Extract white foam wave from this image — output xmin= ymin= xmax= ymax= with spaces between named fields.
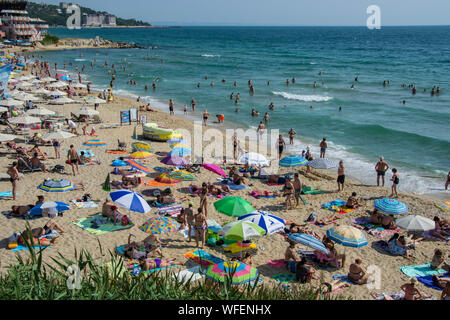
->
xmin=75 ymin=58 xmax=87 ymax=62
xmin=272 ymin=91 xmax=333 ymax=102
xmin=201 ymin=54 xmax=221 ymax=58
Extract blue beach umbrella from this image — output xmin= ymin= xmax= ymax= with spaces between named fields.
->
xmin=30 ymin=201 xmax=70 ymax=216
xmin=110 ymin=190 xmax=151 ymax=213
xmin=238 ymin=211 xmax=285 ymax=235
xmin=374 ymin=198 xmax=408 ymax=215
xmin=168 ymin=147 xmax=191 ymax=157
xmin=288 ymin=233 xmax=329 ymax=254
xmin=16 ymin=63 xmax=26 ymax=67
xmin=38 ymin=179 xmax=75 ymax=192
xmin=59 ymin=76 xmax=72 ymax=81
xmin=326 ymin=225 xmax=368 ymax=248
xmin=279 ymin=155 xmax=308 ymax=168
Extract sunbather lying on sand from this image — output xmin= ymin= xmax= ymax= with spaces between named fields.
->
xmin=9 ymin=205 xmax=33 ymax=217
xmin=79 ymin=151 xmax=101 ymax=165
xmin=284 ymin=220 xmax=322 ymax=239
xmin=207 ymin=182 xmax=232 ymax=195
xmin=124 ymin=234 xmax=164 ymax=258
xmin=156 ymin=194 xmax=189 ymax=205
xmin=102 ymin=199 xmax=131 ymax=226
xmin=370 ymin=209 xmax=383 ymax=224
xmin=138 ymin=257 xmax=183 ymax=271
xmin=315 ymin=279 xmax=350 ymax=297
xmin=18 ymin=220 xmax=64 ymax=246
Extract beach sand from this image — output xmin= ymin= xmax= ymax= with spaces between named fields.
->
xmin=0 ymin=59 xmax=448 ymax=301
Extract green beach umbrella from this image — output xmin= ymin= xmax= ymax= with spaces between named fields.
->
xmin=102 ymin=173 xmax=111 ymax=191
xmin=213 ymin=196 xmax=255 ymax=217
xmin=219 ymin=220 xmax=266 ymax=241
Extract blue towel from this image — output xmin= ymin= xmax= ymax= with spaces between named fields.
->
xmin=321 ymin=199 xmax=346 ymax=210
xmin=11 ymin=245 xmax=52 ymax=252
xmin=332 ymin=274 xmax=354 ymax=284
xmin=417 ymin=273 xmax=450 ymax=291
xmin=0 ymin=191 xmax=14 ymax=197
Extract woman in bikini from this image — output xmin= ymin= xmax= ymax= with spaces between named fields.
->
xmin=124 ymin=234 xmax=163 ymax=258
xmin=194 ymin=208 xmax=207 ymax=248
xmin=7 ymin=162 xmax=19 ymax=201
xmin=284 ymin=177 xmax=295 ymax=210
xmin=186 ymin=202 xmax=195 ymax=242
xmin=390 ymin=168 xmax=400 ymax=198
xmin=138 ymin=257 xmax=183 ymax=271
xmin=202 ymin=109 xmax=209 ymax=126
xmin=347 ymin=258 xmax=369 ymax=284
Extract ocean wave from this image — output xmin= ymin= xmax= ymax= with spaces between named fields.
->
xmin=75 ymin=58 xmax=87 ymax=62
xmin=201 ymin=54 xmax=221 ymax=58
xmin=272 ymin=91 xmax=333 ymax=102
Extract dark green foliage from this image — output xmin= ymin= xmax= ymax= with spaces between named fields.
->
xmin=40 ymin=33 xmax=59 ymax=45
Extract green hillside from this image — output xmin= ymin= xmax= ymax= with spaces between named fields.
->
xmin=26 ymin=2 xmax=152 ymax=27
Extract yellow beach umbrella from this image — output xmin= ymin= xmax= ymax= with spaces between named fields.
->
xmin=170 ymin=143 xmax=190 ymax=149
xmin=131 ymin=142 xmax=153 ymax=152
xmin=130 ymin=151 xmax=153 ymax=159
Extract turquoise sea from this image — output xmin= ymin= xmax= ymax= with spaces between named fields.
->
xmin=29 ymin=27 xmax=450 ymax=196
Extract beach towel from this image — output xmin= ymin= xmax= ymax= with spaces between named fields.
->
xmin=322 ymin=199 xmax=357 ymax=214
xmin=157 ymin=205 xmax=183 ymax=217
xmin=266 ymin=259 xmax=287 ymax=268
xmin=249 ymin=191 xmax=277 ymax=199
xmin=172 ymin=266 xmax=206 ymax=284
xmin=153 ymin=166 xmax=171 ymax=173
xmin=332 ymin=274 xmax=355 ymax=285
xmin=223 ymin=241 xmax=257 ymax=254
xmin=10 ymin=244 xmax=52 ymax=252
xmin=272 ymin=273 xmax=297 ymax=283
xmin=72 ymin=214 xmax=134 ymax=236
xmin=416 ymin=273 xmax=450 ymax=290
xmin=106 ymin=150 xmax=128 ymax=154
xmin=310 ymin=219 xmax=338 ymax=228
xmin=399 ymin=262 xmax=446 ymax=278
xmin=422 ymin=230 xmax=450 ymax=242
xmin=264 ymin=181 xmax=284 ymax=186
xmin=371 ymin=291 xmax=435 ymax=300
xmin=218 ymin=178 xmax=249 ymax=190
xmin=301 ymin=187 xmax=324 ymax=195
xmin=70 ymin=200 xmax=99 ymax=209
xmin=143 ymin=180 xmax=177 ymax=187
xmin=353 ymin=217 xmax=400 ymax=239
xmin=0 ymin=191 xmax=14 ymax=197
xmin=184 ymin=249 xmax=224 ymax=267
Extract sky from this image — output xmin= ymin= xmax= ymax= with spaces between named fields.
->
xmin=34 ymin=0 xmax=450 ymax=26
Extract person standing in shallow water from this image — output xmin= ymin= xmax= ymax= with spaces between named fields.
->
xmin=337 ymin=160 xmax=345 ymax=192
xmin=375 ymin=157 xmax=390 ymax=187
xmin=288 ymin=128 xmax=296 ymax=145
xmin=390 ymin=168 xmax=400 ymax=198
xmin=319 ymin=138 xmax=327 ymax=158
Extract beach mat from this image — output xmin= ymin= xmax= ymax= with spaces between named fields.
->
xmin=0 ymin=191 xmax=14 ymax=197
xmin=218 ymin=178 xmax=249 ymax=190
xmin=353 ymin=217 xmax=400 ymax=239
xmin=106 ymin=150 xmax=128 ymax=154
xmin=70 ymin=200 xmax=99 ymax=209
xmin=332 ymin=274 xmax=355 ymax=285
xmin=399 ymin=262 xmax=446 ymax=278
xmin=143 ymin=180 xmax=177 ymax=187
xmin=322 ymin=199 xmax=357 ymax=214
xmin=72 ymin=214 xmax=134 ymax=236
xmin=417 ymin=273 xmax=450 ymax=290
xmin=157 ymin=205 xmax=183 ymax=217
xmin=184 ymin=249 xmax=224 ymax=267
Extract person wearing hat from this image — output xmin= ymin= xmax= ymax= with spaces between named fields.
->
xmin=400 ymin=278 xmax=432 ymax=300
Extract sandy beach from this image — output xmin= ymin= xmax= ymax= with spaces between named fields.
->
xmin=0 ymin=48 xmax=448 ymax=301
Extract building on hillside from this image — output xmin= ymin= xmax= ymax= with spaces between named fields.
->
xmin=0 ymin=1 xmax=48 ymax=42
xmin=82 ymin=13 xmax=116 ymax=27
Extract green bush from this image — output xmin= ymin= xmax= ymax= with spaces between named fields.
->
xmin=40 ymin=33 xmax=59 ymax=46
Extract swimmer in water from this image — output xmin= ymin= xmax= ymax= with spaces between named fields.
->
xmin=264 ymin=112 xmax=270 ymax=122
xmin=269 ymin=102 xmax=274 ymax=110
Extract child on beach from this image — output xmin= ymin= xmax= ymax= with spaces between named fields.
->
xmin=390 ymin=168 xmax=400 ymax=197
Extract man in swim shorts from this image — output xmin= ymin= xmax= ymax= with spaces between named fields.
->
xmin=375 ymin=157 xmax=390 ymax=187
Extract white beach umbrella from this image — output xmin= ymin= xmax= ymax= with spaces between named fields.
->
xmin=13 ymin=92 xmax=40 ymax=101
xmin=0 ymin=133 xmax=19 ymax=142
xmin=75 ymin=106 xmax=99 ymax=116
xmin=26 ymin=108 xmax=55 ymax=116
xmin=72 ymin=82 xmax=87 ymax=89
xmin=47 ymin=81 xmax=67 ymax=88
xmin=84 ymin=97 xmax=106 ymax=104
xmin=49 ymin=97 xmax=77 ymax=104
xmin=396 ymin=215 xmax=435 ymax=232
xmin=16 ymin=81 xmax=33 ymax=88
xmin=32 ymin=88 xmax=52 ymax=95
xmin=0 ymin=99 xmax=24 ymax=106
xmin=8 ymin=115 xmax=41 ymax=124
xmin=40 ymin=77 xmax=57 ymax=83
xmin=0 ymin=106 xmax=9 ymax=112
xmin=47 ymin=89 xmax=67 ymax=96
xmin=41 ymin=130 xmax=75 ymax=140
xmin=16 ymin=75 xmax=34 ymax=81
xmin=238 ymin=152 xmax=270 ymax=166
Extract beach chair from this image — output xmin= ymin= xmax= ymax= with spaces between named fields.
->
xmin=17 ymin=157 xmax=42 ymax=173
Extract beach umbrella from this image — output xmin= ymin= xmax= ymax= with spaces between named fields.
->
xmin=170 ymin=143 xmax=190 ymax=149
xmin=83 ymin=97 xmax=106 ymax=104
xmin=202 ymin=163 xmax=227 ymax=177
xmin=205 ymin=261 xmax=258 ymax=285
xmin=110 ymin=190 xmax=151 ymax=213
xmin=47 ymin=89 xmax=67 ymax=96
xmin=435 ymin=201 xmax=450 ymax=212
xmin=75 ymin=107 xmax=99 ymax=116
xmin=14 ymin=92 xmax=40 ymax=101
xmin=29 ymin=201 xmax=70 ymax=215
xmin=32 ymin=88 xmax=51 ymax=95
xmin=16 ymin=63 xmax=26 ymax=67
xmin=155 ymin=172 xmax=182 ymax=184
xmin=167 ymin=137 xmax=184 ymax=144
xmin=129 ymin=151 xmax=153 ymax=159
xmin=213 ymin=196 xmax=255 ymax=217
xmin=26 ymin=107 xmax=55 ymax=116
xmin=0 ymin=106 xmax=8 ymax=113
xmin=38 ymin=179 xmax=75 ymax=192
xmin=17 ymin=82 xmax=33 ymax=88
xmin=167 ymin=170 xmax=197 ymax=181
xmin=288 ymin=233 xmax=329 ymax=254
xmin=72 ymin=83 xmax=87 ymax=89
xmin=258 ymin=167 xmax=274 ymax=177
xmin=8 ymin=115 xmax=41 ymax=124
xmin=139 ymin=216 xmax=180 ymax=234
xmin=307 ymin=158 xmax=338 ymax=169
xmin=0 ymin=99 xmax=24 ymax=106
xmin=219 ymin=220 xmax=266 ymax=241
xmin=49 ymin=97 xmax=76 ymax=104
xmin=83 ymin=139 xmax=107 ymax=147
xmin=131 ymin=142 xmax=153 ymax=152
xmin=161 ymin=155 xmax=189 ymax=166
xmin=48 ymin=81 xmax=67 ymax=88
xmin=326 ymin=225 xmax=368 ymax=248
xmin=374 ymin=198 xmax=408 ymax=215
xmin=238 ymin=210 xmax=285 ymax=235
xmin=279 ymin=155 xmax=308 ymax=167
xmin=0 ymin=133 xmax=18 ymax=142
xmin=124 ymin=159 xmax=151 ymax=175
xmin=41 ymin=130 xmax=75 ymax=140
xmin=40 ymin=77 xmax=57 ymax=82
xmin=238 ymin=152 xmax=270 ymax=166
xmin=395 ymin=215 xmax=435 ymax=232
xmin=16 ymin=75 xmax=33 ymax=81
xmin=168 ymin=147 xmax=191 ymax=156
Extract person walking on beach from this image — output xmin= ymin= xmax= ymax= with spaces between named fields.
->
xmin=169 ymin=99 xmax=174 ymax=115
xmin=65 ymin=118 xmax=79 ymax=136
xmin=185 ymin=202 xmax=195 ymax=242
xmin=293 ymin=173 xmax=303 ymax=207
xmin=202 ymin=109 xmax=209 ymax=126
xmin=277 ymin=135 xmax=286 ymax=159
xmin=67 ymin=144 xmax=81 ymax=176
xmin=319 ymin=138 xmax=327 ymax=158
xmin=191 ymin=98 xmax=196 ymax=111
xmin=52 ymin=139 xmax=61 ymax=159
xmin=7 ymin=162 xmax=19 ymax=201
xmin=257 ymin=121 xmax=265 ymax=134
xmin=337 ymin=160 xmax=345 ymax=192
xmin=199 ymin=183 xmax=208 ymax=217
xmin=375 ymin=157 xmax=390 ymax=187
xmin=445 ymin=171 xmax=450 ymax=191
xmin=288 ymin=128 xmax=296 ymax=145
xmin=194 ymin=207 xmax=207 ymax=248
xmin=390 ymin=168 xmax=400 ymax=198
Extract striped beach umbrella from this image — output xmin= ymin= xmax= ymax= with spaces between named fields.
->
xmin=38 ymin=179 xmax=75 ymax=192
xmin=307 ymin=158 xmax=337 ymax=169
xmin=238 ymin=152 xmax=269 ymax=166
xmin=29 ymin=201 xmax=70 ymax=216
xmin=83 ymin=139 xmax=107 ymax=147
xmin=395 ymin=215 xmax=435 ymax=232
xmin=238 ymin=211 xmax=285 ymax=235
xmin=219 ymin=221 xmax=266 ymax=241
xmin=288 ymin=233 xmax=329 ymax=254
xmin=326 ymin=225 xmax=368 ymax=248
xmin=110 ymin=190 xmax=151 ymax=213
xmin=131 ymin=142 xmax=153 ymax=152
xmin=161 ymin=155 xmax=189 ymax=166
xmin=124 ymin=159 xmax=151 ymax=175
xmin=279 ymin=155 xmax=308 ymax=167
xmin=436 ymin=201 xmax=450 ymax=212
xmin=168 ymin=147 xmax=191 ymax=157
xmin=214 ymin=197 xmax=255 ymax=217
xmin=167 ymin=170 xmax=197 ymax=181
xmin=155 ymin=172 xmax=182 ymax=184
xmin=129 ymin=151 xmax=153 ymax=159
xmin=374 ymin=198 xmax=408 ymax=215
xmin=206 ymin=261 xmax=258 ymax=285
xmin=139 ymin=216 xmax=180 ymax=234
